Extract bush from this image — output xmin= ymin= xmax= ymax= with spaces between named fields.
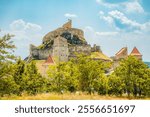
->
xmin=0 ymin=76 xmax=19 ymax=96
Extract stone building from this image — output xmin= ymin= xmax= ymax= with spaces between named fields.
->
xmin=42 ymin=55 xmax=55 ymax=76
xmin=28 ymin=20 xmax=111 ymax=62
xmin=111 ymin=46 xmax=142 ymax=70
xmin=114 ymin=46 xmax=142 ymax=61
xmin=115 ymin=47 xmax=128 ymax=60
xmin=53 ymin=36 xmax=69 ymax=62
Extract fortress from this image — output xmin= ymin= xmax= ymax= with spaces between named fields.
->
xmin=25 ymin=20 xmax=143 ymax=76
xmin=27 ymin=20 xmax=111 ymax=62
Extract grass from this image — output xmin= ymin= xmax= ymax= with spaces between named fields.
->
xmin=91 ymin=52 xmax=112 ymax=61
xmin=0 ymin=92 xmax=149 ymax=100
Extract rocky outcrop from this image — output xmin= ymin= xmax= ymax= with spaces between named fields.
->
xmin=28 ymin=20 xmax=106 ymax=62
xmin=42 ymin=27 xmax=86 ymax=46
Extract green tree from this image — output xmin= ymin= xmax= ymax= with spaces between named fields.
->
xmin=138 ymin=68 xmax=150 ymax=97
xmin=0 ymin=34 xmax=16 ymax=78
xmin=0 ymin=63 xmax=19 ymax=96
xmin=47 ymin=64 xmax=65 ymax=93
xmin=114 ymin=56 xmax=150 ymax=97
xmin=0 ymin=34 xmax=16 ymax=63
xmin=108 ymin=74 xmax=124 ymax=96
xmin=0 ymin=75 xmax=19 ymax=96
xmin=59 ymin=61 xmax=79 ymax=92
xmin=13 ymin=58 xmax=25 ymax=94
xmin=47 ymin=54 xmax=109 ymax=94
xmin=74 ymin=54 xmax=106 ymax=94
xmin=97 ymin=75 xmax=108 ymax=95
xmin=0 ymin=34 xmax=19 ymax=96
xmin=47 ymin=61 xmax=79 ymax=93
xmin=23 ymin=61 xmax=47 ymax=95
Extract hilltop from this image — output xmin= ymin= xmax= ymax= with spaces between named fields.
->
xmin=26 ymin=20 xmax=111 ymax=63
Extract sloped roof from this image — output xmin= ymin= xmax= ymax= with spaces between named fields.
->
xmin=115 ymin=47 xmax=127 ymax=56
xmin=130 ymin=47 xmax=142 ymax=56
xmin=43 ymin=55 xmax=54 ymax=65
xmin=91 ymin=52 xmax=112 ymax=61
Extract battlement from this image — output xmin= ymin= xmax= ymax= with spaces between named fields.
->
xmin=62 ymin=19 xmax=72 ymax=29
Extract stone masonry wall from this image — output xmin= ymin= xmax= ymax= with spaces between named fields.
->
xmin=53 ymin=36 xmax=69 ymax=62
xmin=30 ymin=44 xmax=52 ymax=60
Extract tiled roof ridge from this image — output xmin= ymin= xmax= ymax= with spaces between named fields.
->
xmin=130 ymin=47 xmax=142 ymax=55
xmin=115 ymin=47 xmax=127 ymax=56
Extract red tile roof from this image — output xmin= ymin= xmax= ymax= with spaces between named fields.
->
xmin=115 ymin=47 xmax=127 ymax=56
xmin=130 ymin=47 xmax=142 ymax=56
xmin=44 ymin=55 xmax=54 ymax=64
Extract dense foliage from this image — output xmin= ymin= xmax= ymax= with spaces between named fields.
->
xmin=47 ymin=55 xmax=150 ymax=97
xmin=0 ymin=34 xmax=48 ymax=96
xmin=112 ymin=56 xmax=150 ymax=97
xmin=0 ymin=34 xmax=16 ymax=63
xmin=47 ymin=55 xmax=109 ymax=94
xmin=0 ymin=34 xmax=150 ymax=98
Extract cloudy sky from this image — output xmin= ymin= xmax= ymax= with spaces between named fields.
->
xmin=0 ymin=0 xmax=150 ymax=61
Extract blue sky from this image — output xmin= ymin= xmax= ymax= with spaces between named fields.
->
xmin=0 ymin=0 xmax=150 ymax=61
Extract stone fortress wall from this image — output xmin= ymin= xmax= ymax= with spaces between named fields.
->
xmin=68 ymin=45 xmax=91 ymax=58
xmin=53 ymin=36 xmax=69 ymax=62
xmin=29 ymin=20 xmax=101 ymax=62
xmin=30 ymin=44 xmax=53 ymax=60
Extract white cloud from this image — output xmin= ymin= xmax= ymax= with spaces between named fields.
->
xmin=84 ymin=26 xmax=118 ymax=37
xmin=8 ymin=19 xmax=43 ymax=41
xmin=64 ymin=13 xmax=77 ymax=18
xmin=99 ymin=11 xmax=104 ymax=15
xmin=84 ymin=26 xmax=119 ymax=45
xmin=98 ymin=11 xmax=114 ymax=24
xmin=10 ymin=19 xmax=26 ymax=31
xmin=96 ymin=0 xmax=144 ymax=14
xmin=1 ymin=19 xmax=43 ymax=59
xmin=108 ymin=10 xmax=142 ymax=29
xmin=98 ymin=10 xmax=150 ymax=32
xmin=10 ymin=19 xmax=42 ymax=32
xmin=25 ymin=23 xmax=42 ymax=32
xmin=124 ymin=1 xmax=144 ymax=13
xmin=96 ymin=0 xmax=118 ymax=8
xmin=141 ymin=22 xmax=150 ymax=32
xmin=95 ymin=31 xmax=118 ymax=36
xmin=101 ymin=16 xmax=114 ymax=24
xmin=84 ymin=26 xmax=96 ymax=45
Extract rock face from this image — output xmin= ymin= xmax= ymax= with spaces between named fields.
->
xmin=29 ymin=20 xmax=101 ymax=62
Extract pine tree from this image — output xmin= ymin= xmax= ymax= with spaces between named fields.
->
xmin=0 ymin=34 xmax=16 ymax=78
xmin=0 ymin=63 xmax=19 ymax=96
xmin=0 ymin=34 xmax=16 ymax=63
xmin=13 ymin=58 xmax=25 ymax=94
xmin=0 ymin=34 xmax=19 ymax=96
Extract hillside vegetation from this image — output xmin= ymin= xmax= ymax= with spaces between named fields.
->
xmin=0 ymin=34 xmax=150 ymax=100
